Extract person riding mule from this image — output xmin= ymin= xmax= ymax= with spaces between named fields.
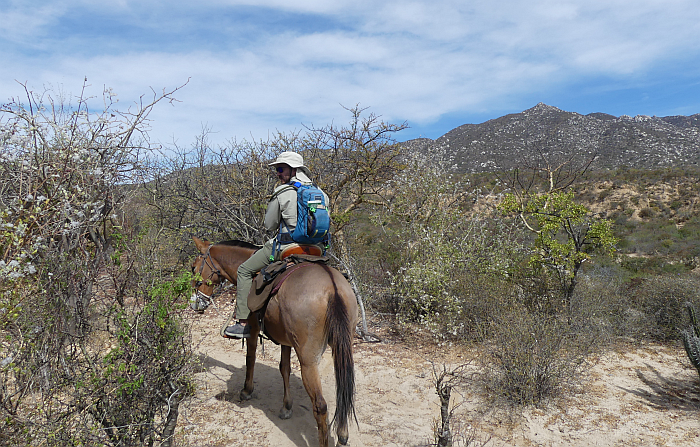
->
xmin=190 ymin=237 xmax=358 ymax=447
xmin=223 ymin=151 xmax=329 ymax=338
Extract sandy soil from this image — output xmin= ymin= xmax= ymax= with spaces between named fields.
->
xmin=175 ymin=297 xmax=700 ymax=447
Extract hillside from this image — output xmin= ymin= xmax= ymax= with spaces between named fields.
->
xmin=402 ymin=103 xmax=700 ymax=173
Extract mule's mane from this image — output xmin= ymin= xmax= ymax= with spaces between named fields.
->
xmin=216 ymin=239 xmax=260 ymax=250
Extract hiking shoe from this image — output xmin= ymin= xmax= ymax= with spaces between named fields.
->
xmin=223 ymin=322 xmax=250 ymax=339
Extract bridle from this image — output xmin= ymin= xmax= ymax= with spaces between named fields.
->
xmin=193 ymin=246 xmax=223 ymax=297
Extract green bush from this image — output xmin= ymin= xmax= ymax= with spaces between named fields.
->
xmin=84 ymin=271 xmax=195 ymax=447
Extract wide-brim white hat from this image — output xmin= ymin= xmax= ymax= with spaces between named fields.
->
xmin=269 ymin=151 xmax=312 ymax=181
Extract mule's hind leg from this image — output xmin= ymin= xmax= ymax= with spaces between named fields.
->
xmin=278 ymin=345 xmax=293 ymax=419
xmin=299 ymin=362 xmax=329 ymax=447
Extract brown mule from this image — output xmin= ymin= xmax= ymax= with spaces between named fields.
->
xmin=191 ymin=236 xmax=358 ymax=447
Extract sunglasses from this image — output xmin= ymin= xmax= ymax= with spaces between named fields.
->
xmin=275 ymin=166 xmax=286 ymax=173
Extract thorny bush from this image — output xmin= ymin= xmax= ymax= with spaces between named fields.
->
xmin=0 ymin=82 xmax=194 ymax=446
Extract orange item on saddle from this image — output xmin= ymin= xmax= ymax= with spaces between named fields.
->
xmin=280 ymin=243 xmax=322 ymax=259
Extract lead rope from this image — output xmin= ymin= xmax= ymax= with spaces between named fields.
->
xmin=219 ymin=308 xmax=234 ymax=338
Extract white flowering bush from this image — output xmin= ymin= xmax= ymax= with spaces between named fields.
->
xmin=0 ymin=82 xmax=194 ymax=447
xmin=0 ymin=84 xmax=133 ymax=328
xmin=372 ymin=151 xmax=526 ymax=340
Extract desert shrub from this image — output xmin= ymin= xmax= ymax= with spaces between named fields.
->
xmin=387 ymin=228 xmax=497 ymax=337
xmin=678 ymin=219 xmax=700 ymax=240
xmin=567 ymin=265 xmax=635 ymax=341
xmin=478 ymin=262 xmax=612 ymax=407
xmin=616 ymin=215 xmax=700 ymax=264
xmin=616 ymin=237 xmax=631 ymax=251
xmin=620 ymin=256 xmax=668 ymax=275
xmin=368 ymin=151 xmax=527 ymax=341
xmin=598 ymin=189 xmax=612 ymax=200
xmin=451 ymin=273 xmax=523 ymax=340
xmin=479 ymin=307 xmax=596 ymax=407
xmin=623 ymin=275 xmax=700 ymax=341
xmin=638 ymin=207 xmax=655 ymax=219
xmin=505 ymin=261 xmax=564 ymax=315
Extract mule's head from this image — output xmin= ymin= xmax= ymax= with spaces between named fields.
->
xmin=189 ymin=239 xmax=223 ymax=313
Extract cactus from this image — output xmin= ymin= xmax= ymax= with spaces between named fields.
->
xmin=681 ymin=302 xmax=700 ymax=378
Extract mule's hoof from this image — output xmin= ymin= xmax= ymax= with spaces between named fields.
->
xmin=278 ymin=407 xmax=292 ymax=419
xmin=239 ymin=389 xmax=254 ymax=401
xmin=336 ymin=437 xmax=349 ymax=446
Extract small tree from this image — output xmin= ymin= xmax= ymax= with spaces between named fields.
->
xmin=302 ymin=105 xmax=408 ymax=263
xmin=499 ymin=190 xmax=617 ymax=310
xmin=139 ymin=133 xmax=277 ymax=256
xmin=497 ymin=146 xmax=617 ymax=313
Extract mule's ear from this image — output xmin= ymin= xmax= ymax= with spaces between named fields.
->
xmin=192 ymin=236 xmax=211 ymax=254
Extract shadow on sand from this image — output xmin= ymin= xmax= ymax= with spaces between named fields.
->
xmin=196 ymin=349 xmax=336 ymax=447
xmin=618 ymin=363 xmax=700 ymax=412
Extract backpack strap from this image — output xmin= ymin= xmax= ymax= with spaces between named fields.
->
xmin=271 ymin=182 xmax=299 ymax=261
xmin=277 ymin=181 xmax=299 ymax=234
xmin=268 ymin=184 xmax=297 ymax=201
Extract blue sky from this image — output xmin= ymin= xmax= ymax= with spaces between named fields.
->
xmin=2 ymin=0 xmax=700 ymax=147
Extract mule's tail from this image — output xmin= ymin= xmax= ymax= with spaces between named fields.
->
xmin=323 ymin=267 xmax=357 ymax=433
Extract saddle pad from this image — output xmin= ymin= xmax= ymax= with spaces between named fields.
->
xmin=286 ymin=253 xmax=330 ymax=264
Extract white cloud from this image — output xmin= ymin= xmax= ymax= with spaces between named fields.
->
xmin=0 ymin=2 xmax=67 ymax=46
xmin=1 ymin=0 xmax=699 ymax=144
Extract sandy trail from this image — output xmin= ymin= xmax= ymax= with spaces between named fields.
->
xmin=176 ymin=299 xmax=700 ymax=447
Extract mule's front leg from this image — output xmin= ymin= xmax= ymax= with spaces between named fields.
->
xmin=278 ymin=345 xmax=293 ymax=419
xmin=240 ymin=317 xmax=260 ymax=401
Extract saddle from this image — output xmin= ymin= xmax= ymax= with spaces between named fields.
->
xmin=247 ymin=253 xmax=330 ymax=313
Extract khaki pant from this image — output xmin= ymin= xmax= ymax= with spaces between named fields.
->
xmin=234 ymin=239 xmax=275 ymax=320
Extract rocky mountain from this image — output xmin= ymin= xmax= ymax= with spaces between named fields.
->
xmin=403 ymin=103 xmax=700 ymax=172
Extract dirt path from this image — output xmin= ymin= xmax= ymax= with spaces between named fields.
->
xmin=176 ymin=299 xmax=700 ymax=447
